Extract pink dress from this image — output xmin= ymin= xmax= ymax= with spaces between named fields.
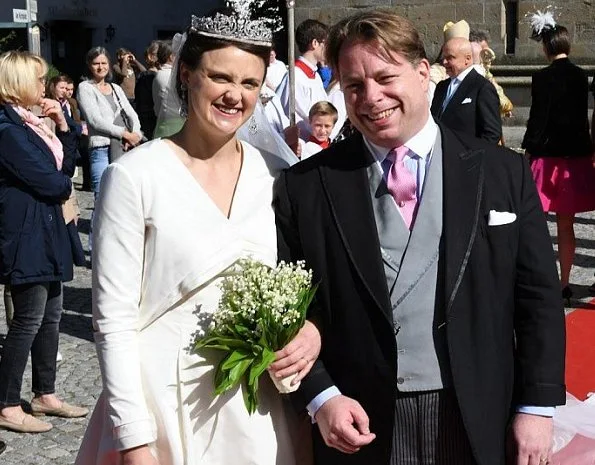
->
xmin=530 ymin=155 xmax=595 ymax=214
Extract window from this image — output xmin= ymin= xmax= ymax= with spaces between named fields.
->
xmin=504 ymin=0 xmax=518 ymax=55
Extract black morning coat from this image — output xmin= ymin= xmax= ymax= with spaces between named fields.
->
xmin=275 ymin=126 xmax=566 ymax=465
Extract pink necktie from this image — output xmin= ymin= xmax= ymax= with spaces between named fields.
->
xmin=387 ymin=146 xmax=417 ymax=229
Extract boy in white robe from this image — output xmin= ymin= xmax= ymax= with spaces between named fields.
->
xmin=276 ymin=19 xmax=328 ymax=139
xmin=302 ymin=101 xmax=338 ymax=160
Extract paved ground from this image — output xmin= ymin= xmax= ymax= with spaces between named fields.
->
xmin=0 ymin=175 xmax=95 ymax=465
xmin=0 ymin=173 xmax=595 ymax=464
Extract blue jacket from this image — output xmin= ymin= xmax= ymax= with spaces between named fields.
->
xmin=0 ymin=104 xmax=77 ymax=285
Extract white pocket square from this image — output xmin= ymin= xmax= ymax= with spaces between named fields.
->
xmin=488 ymin=210 xmax=516 ymax=226
xmin=462 ymin=97 xmax=472 ymax=104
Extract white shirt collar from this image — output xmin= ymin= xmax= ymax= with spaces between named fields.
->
xmin=472 ymin=64 xmax=486 ymax=77
xmin=298 ymin=56 xmax=318 ymax=71
xmin=453 ymin=65 xmax=474 ymax=83
xmin=363 ymin=113 xmax=438 ymax=164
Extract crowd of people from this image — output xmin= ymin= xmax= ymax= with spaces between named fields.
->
xmin=0 ymin=3 xmax=593 ymax=465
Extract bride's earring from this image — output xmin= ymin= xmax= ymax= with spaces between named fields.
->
xmin=179 ymin=83 xmax=188 ymax=118
xmin=248 ymin=115 xmax=258 ymax=135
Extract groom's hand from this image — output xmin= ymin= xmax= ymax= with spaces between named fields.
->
xmin=315 ymin=395 xmax=376 ymax=454
xmin=506 ymin=413 xmax=553 ymax=465
xmin=270 ymin=320 xmax=321 ymax=384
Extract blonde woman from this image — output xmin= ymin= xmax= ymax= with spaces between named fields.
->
xmin=0 ymin=51 xmax=88 ymax=433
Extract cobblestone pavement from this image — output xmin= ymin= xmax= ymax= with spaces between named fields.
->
xmin=0 ymin=175 xmax=595 ymax=464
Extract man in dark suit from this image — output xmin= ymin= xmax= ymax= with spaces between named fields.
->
xmin=275 ymin=10 xmax=565 ymax=465
xmin=431 ymin=37 xmax=502 ymax=144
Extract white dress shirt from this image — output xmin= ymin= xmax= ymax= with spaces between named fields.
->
xmin=443 ymin=65 xmax=476 ymax=110
xmin=364 ymin=114 xmax=437 ymax=201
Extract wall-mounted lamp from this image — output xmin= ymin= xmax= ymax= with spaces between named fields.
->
xmin=105 ymin=24 xmax=116 ymax=43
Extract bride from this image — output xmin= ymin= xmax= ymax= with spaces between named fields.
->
xmin=75 ymin=7 xmax=319 ymax=465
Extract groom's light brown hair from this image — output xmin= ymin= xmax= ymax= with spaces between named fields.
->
xmin=325 ymin=10 xmax=427 ymax=76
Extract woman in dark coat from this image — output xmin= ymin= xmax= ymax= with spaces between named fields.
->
xmin=134 ymin=40 xmax=161 ymax=140
xmin=522 ymin=21 xmax=595 ymax=301
xmin=0 ymin=51 xmax=88 ymax=433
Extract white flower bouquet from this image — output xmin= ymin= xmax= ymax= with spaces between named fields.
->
xmin=194 ymin=258 xmax=317 ymax=414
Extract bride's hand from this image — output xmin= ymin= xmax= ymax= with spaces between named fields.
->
xmin=269 ymin=320 xmax=321 ymax=385
xmin=121 ymin=445 xmax=159 ymax=465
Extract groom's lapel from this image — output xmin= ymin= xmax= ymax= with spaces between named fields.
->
xmin=318 ymin=135 xmax=392 ymax=324
xmin=441 ymin=125 xmax=485 ymax=317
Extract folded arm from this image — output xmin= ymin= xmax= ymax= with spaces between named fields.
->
xmin=0 ymin=125 xmax=72 ymax=202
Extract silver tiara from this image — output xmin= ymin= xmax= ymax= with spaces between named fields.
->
xmin=191 ymin=0 xmax=276 ymax=47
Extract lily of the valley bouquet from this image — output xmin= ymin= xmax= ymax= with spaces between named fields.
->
xmin=194 ymin=258 xmax=317 ymax=414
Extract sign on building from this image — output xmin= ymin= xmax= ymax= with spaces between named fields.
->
xmin=13 ymin=9 xmax=30 ymax=23
xmin=27 ymin=0 xmax=38 ymax=22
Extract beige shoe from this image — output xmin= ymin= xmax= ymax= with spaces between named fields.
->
xmin=30 ymin=399 xmax=89 ymax=418
xmin=0 ymin=413 xmax=52 ymax=433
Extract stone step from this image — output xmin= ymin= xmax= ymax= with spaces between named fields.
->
xmin=502 ymin=107 xmax=592 ymax=127
xmin=502 ymin=107 xmax=530 ymax=127
xmin=496 ymin=77 xmax=594 ymax=108
xmin=492 ymin=65 xmax=595 ymax=77
xmin=502 ymin=126 xmax=526 ymax=151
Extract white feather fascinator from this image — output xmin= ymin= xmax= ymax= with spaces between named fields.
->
xmin=527 ymin=6 xmax=558 ymax=41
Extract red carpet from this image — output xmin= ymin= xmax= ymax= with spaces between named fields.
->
xmin=565 ymin=300 xmax=595 ymax=400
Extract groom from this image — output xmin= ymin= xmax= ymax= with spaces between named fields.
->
xmin=275 ymin=9 xmax=565 ymax=465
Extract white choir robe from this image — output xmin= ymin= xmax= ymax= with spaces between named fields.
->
xmin=276 ymin=57 xmax=328 ymax=139
xmin=327 ymin=83 xmax=347 ymax=141
xmin=266 ymin=59 xmax=287 ymax=93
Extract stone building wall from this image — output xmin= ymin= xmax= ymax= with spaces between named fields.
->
xmin=295 ymin=0 xmax=595 ymax=64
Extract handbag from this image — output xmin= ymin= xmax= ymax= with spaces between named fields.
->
xmin=110 ymin=83 xmax=133 ymax=132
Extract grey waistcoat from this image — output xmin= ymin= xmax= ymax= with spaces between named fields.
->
xmin=366 ymin=130 xmax=452 ymax=392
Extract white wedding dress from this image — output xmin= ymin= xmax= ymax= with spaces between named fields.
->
xmin=550 ymin=392 xmax=595 ymax=464
xmin=75 ymin=139 xmax=298 ymax=465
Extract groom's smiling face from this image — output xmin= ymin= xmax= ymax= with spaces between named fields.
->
xmin=338 ymin=40 xmax=430 ymax=149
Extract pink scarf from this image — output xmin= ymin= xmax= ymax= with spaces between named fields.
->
xmin=13 ymin=105 xmax=63 ymax=170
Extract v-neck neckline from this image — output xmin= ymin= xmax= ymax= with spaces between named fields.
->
xmin=160 ymin=138 xmax=246 ymax=221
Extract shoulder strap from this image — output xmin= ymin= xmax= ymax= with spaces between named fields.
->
xmin=109 ymin=83 xmax=124 ymax=108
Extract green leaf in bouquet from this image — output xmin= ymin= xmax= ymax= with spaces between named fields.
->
xmin=243 ymin=379 xmax=258 ymax=414
xmin=233 ymin=323 xmax=256 ymax=340
xmin=214 ymin=356 xmax=252 ymax=396
xmin=221 ymin=349 xmax=252 ymax=371
xmin=194 ymin=339 xmax=231 ymax=352
xmin=213 ymin=360 xmax=227 ymax=392
xmin=194 ymin=335 xmax=252 ymax=353
xmin=235 ymin=347 xmax=276 ymax=415
xmin=247 ymin=347 xmax=276 ymax=388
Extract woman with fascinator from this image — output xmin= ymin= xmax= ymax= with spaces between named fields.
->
xmin=522 ymin=10 xmax=595 ymax=302
xmin=75 ymin=5 xmax=318 ymax=465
